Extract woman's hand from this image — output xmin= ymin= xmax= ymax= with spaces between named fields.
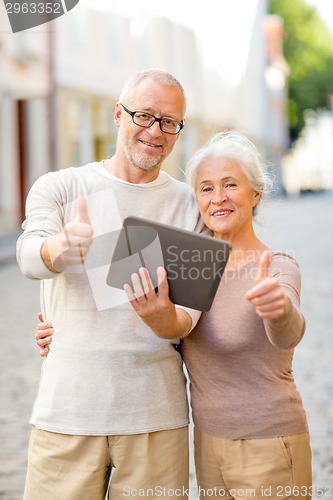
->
xmin=35 ymin=312 xmax=53 ymax=357
xmin=123 ymin=267 xmax=192 ymax=339
xmin=245 ymin=251 xmax=289 ymax=319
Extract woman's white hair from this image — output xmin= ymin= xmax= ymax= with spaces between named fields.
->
xmin=186 ymin=130 xmax=273 ymax=215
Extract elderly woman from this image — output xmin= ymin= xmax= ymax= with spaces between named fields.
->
xmin=36 ymin=132 xmax=312 ymax=499
xmin=181 ymin=132 xmax=312 ymax=498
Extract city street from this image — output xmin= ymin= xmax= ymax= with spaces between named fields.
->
xmin=0 ymin=190 xmax=333 ymax=499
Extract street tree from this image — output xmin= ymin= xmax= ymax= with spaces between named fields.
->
xmin=269 ymin=0 xmax=333 ymax=141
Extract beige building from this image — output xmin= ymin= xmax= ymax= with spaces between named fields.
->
xmin=0 ymin=23 xmax=50 ymax=233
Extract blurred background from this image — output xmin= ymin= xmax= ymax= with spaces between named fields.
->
xmin=0 ymin=1 xmax=333 ymax=498
xmin=0 ymin=0 xmax=332 ymax=236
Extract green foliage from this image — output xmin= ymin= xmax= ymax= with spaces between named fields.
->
xmin=269 ymin=0 xmax=333 ymax=139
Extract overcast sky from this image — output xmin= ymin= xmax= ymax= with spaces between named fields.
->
xmin=81 ymin=0 xmax=333 ymax=35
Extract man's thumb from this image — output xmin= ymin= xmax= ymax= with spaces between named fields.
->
xmin=256 ymin=250 xmax=271 ymax=283
xmin=77 ymin=196 xmax=90 ymax=224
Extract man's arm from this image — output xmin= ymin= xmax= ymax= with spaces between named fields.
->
xmin=41 ymin=197 xmax=93 ymax=273
xmin=36 ymin=266 xmax=202 ymax=358
xmin=17 ymin=173 xmax=93 ymax=278
xmin=124 ymin=267 xmax=201 ymax=339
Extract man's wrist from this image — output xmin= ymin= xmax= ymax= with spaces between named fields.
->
xmin=154 ymin=308 xmax=191 ymax=339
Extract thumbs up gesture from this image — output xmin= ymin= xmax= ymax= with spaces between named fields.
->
xmin=245 ymin=250 xmax=287 ymax=319
xmin=42 ymin=196 xmax=94 ymax=272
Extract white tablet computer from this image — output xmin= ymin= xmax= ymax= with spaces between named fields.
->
xmin=106 ymin=216 xmax=231 ymax=311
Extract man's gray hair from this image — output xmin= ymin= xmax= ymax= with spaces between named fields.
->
xmin=119 ymin=68 xmax=186 ymax=110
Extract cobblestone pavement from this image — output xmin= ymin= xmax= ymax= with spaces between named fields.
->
xmin=0 ymin=191 xmax=332 ymax=499
xmin=254 ymin=191 xmax=333 ymax=498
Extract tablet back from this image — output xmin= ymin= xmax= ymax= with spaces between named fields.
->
xmin=106 ymin=216 xmax=231 ymax=311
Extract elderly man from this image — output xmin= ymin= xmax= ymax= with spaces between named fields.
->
xmin=17 ymin=68 xmax=202 ymax=500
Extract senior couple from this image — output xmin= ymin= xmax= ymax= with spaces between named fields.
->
xmin=17 ymin=68 xmax=311 ymax=499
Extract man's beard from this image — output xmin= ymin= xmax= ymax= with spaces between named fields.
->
xmin=119 ymin=133 xmax=166 ymax=171
xmin=126 ymin=147 xmax=164 ymax=172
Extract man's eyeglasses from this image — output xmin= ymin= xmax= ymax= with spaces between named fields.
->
xmin=120 ymin=103 xmax=184 ymax=135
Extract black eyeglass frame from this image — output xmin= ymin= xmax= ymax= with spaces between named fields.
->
xmin=120 ymin=103 xmax=184 ymax=135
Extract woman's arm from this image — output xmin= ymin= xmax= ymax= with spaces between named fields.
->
xmin=35 ymin=312 xmax=54 ymax=356
xmin=246 ymin=251 xmax=305 ymax=349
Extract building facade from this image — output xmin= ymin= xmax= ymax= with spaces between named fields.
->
xmin=0 ymin=0 xmax=289 ymax=236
